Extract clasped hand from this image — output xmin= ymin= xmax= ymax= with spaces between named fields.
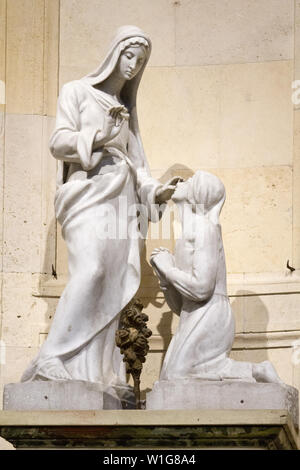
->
xmin=150 ymin=247 xmax=175 ymax=288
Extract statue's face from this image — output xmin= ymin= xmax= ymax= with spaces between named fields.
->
xmin=117 ymin=45 xmax=147 ymax=80
xmin=171 ymin=180 xmax=189 ymax=203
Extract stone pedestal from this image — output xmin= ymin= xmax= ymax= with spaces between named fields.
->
xmin=146 ymin=380 xmax=299 ymax=430
xmin=0 ymin=409 xmax=298 ymax=449
xmin=3 ymin=381 xmax=135 ymax=411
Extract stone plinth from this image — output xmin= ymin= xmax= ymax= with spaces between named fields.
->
xmin=0 ymin=409 xmax=298 ymax=449
xmin=146 ymin=380 xmax=299 ymax=430
xmin=3 ymin=381 xmax=135 ymax=411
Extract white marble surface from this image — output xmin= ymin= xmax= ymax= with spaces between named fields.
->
xmin=3 ymin=381 xmax=125 ymax=410
xmin=146 ymin=379 xmax=299 ymax=430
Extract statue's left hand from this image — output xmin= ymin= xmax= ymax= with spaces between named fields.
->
xmin=155 ymin=176 xmax=184 ymax=204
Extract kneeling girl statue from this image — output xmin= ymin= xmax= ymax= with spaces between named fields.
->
xmin=150 ymin=171 xmax=282 ymax=383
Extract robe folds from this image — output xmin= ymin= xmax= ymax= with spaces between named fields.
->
xmin=160 ymin=226 xmax=254 ymax=382
xmin=21 ymin=79 xmax=163 ymax=385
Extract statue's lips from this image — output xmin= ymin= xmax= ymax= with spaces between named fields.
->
xmin=125 ymin=70 xmax=134 ymax=78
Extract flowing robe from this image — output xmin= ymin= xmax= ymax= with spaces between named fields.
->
xmin=160 ymin=223 xmax=255 ymax=382
xmin=22 ymin=80 xmax=162 ymax=385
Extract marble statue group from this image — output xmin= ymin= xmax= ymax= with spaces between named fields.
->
xmin=20 ymin=25 xmax=283 ymax=404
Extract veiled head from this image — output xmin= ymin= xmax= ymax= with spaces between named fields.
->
xmin=82 ymin=26 xmax=152 ymax=171
xmin=83 ymin=26 xmax=151 ymax=105
xmin=116 ymin=44 xmax=148 ymax=81
xmin=172 ymin=170 xmax=226 ymax=223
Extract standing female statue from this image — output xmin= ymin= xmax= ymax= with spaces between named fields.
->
xmin=21 ymin=26 xmax=179 ymax=388
xmin=150 ymin=171 xmax=282 ymax=383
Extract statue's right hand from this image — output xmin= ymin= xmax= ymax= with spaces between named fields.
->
xmin=94 ymin=106 xmax=128 ymax=148
xmin=104 ymin=106 xmax=128 ymax=140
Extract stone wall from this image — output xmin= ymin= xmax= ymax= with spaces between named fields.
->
xmin=0 ymin=0 xmax=300 ymax=445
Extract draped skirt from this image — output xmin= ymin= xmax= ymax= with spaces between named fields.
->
xmin=160 ymin=294 xmax=255 ymax=382
xmin=22 ymin=157 xmax=143 ymax=385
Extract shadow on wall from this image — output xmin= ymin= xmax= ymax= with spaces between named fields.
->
xmin=38 ymin=217 xmax=59 ymax=344
xmin=230 ymin=290 xmax=271 ymax=365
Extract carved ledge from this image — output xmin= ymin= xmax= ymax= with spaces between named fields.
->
xmin=33 ymin=271 xmax=300 ymax=299
xmin=0 ymin=409 xmax=298 ymax=449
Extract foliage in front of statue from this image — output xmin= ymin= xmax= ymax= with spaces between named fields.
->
xmin=115 ymin=299 xmax=152 ymax=380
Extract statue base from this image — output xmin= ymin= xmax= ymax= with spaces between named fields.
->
xmin=3 ymin=380 xmax=135 ymax=411
xmin=146 ymin=379 xmax=299 ymax=430
xmin=0 ymin=409 xmax=298 ymax=449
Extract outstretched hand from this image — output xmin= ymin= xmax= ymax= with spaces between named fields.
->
xmin=155 ymin=176 xmax=184 ymax=204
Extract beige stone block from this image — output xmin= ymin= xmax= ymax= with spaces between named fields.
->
xmin=138 ymin=65 xmax=219 ymax=171
xmin=40 ymin=117 xmax=57 ymax=275
xmin=217 ymin=61 xmax=293 ymax=168
xmin=56 ymin=225 xmax=68 ymax=276
xmin=227 ymin=271 xmax=300 ymax=296
xmin=59 ymin=65 xmax=90 ymax=89
xmin=0 ymin=270 xmax=2 ymax=314
xmin=0 ymin=0 xmax=5 ymax=269
xmin=0 ymin=345 xmax=39 ymax=386
xmin=138 ymin=61 xmax=293 ymax=171
xmin=140 ymin=351 xmax=163 ymax=394
xmin=43 ymin=0 xmax=60 ymax=117
xmin=295 ymin=0 xmax=300 ymax=79
xmin=0 ymin=111 xmax=4 ymax=268
xmin=0 ymin=0 xmax=6 ymax=85
xmin=230 ymin=296 xmax=243 ymax=334
xmin=241 ymin=293 xmax=300 ymax=333
xmin=233 ymin=331 xmax=300 ymax=350
xmin=293 ymin=110 xmax=300 ymax=268
xmin=31 ymin=273 xmax=59 ymax=325
xmin=175 ymin=0 xmax=294 ymax=66
xmin=6 ymin=0 xmax=44 ymax=114
xmin=3 ymin=0 xmax=59 ymax=116
xmin=2 ymin=114 xmax=57 ymax=273
xmin=3 ymin=113 xmax=43 ymax=272
xmin=60 ymin=0 xmax=175 ymax=71
xmin=31 ymin=273 xmax=63 ymax=298
xmin=1 ymin=273 xmax=55 ymax=348
xmin=230 ymin=348 xmax=294 ymax=388
xmin=216 ymin=166 xmax=292 ymax=273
